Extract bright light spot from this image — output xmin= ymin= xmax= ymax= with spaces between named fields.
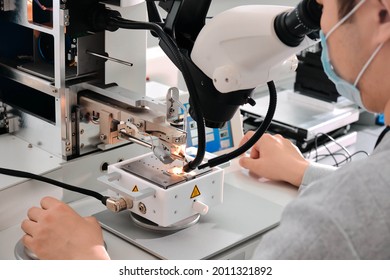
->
xmin=167 ymin=167 xmax=185 ymax=176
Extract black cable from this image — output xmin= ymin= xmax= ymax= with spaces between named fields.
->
xmin=108 ymin=16 xmax=206 ymax=172
xmin=313 ymin=152 xmax=349 ymax=166
xmin=313 ymin=135 xmax=340 ymax=167
xmin=308 ymin=132 xmax=369 ymax=166
xmin=198 ymin=81 xmax=277 ymax=169
xmin=315 ymin=132 xmax=352 ymax=160
xmin=0 ymin=167 xmax=109 ymax=206
xmin=335 ymin=150 xmax=369 ymax=166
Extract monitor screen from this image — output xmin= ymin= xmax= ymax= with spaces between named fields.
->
xmin=186 ymin=117 xmax=235 ymax=153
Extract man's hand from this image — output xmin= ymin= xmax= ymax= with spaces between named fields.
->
xmin=21 ymin=196 xmax=110 ymax=260
xmin=239 ymin=132 xmax=309 ymax=187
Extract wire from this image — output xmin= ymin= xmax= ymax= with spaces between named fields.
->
xmin=0 ymin=167 xmax=109 ymax=206
xmin=315 ymin=132 xmax=352 ymax=160
xmin=335 ymin=150 xmax=369 ymax=166
xmin=306 ymin=132 xmax=369 ymax=167
xmin=313 ymin=152 xmax=349 ymax=166
xmin=313 ymin=134 xmax=341 ymax=167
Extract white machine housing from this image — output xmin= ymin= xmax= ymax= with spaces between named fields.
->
xmin=100 ymin=152 xmax=224 ymax=227
xmin=191 ymin=5 xmax=316 ymax=93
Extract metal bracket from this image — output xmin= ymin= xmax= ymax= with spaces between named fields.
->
xmin=98 ymin=172 xmax=156 ymax=201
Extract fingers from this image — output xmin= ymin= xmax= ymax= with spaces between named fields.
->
xmin=239 ymin=156 xmax=263 ymax=174
xmin=273 ymin=133 xmax=284 ymax=140
xmin=249 ymin=146 xmax=260 ymax=159
xmin=23 ymin=196 xmax=63 ymax=236
xmin=27 ymin=207 xmax=43 ymax=222
xmin=239 ymin=130 xmax=255 ymax=147
xmin=22 ymin=233 xmax=34 ymax=249
xmin=239 ymin=131 xmax=261 ymax=158
xmin=21 ymin=219 xmax=36 ymax=236
xmin=40 ymin=196 xmax=61 ymax=210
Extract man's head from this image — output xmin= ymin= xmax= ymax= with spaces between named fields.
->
xmin=317 ymin=0 xmax=390 ymax=121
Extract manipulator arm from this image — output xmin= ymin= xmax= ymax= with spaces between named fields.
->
xmin=77 ymin=84 xmax=187 ymax=164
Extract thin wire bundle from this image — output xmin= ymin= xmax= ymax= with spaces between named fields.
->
xmin=305 ymin=132 xmax=369 ymax=167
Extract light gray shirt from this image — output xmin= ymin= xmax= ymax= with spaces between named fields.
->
xmin=252 ymin=133 xmax=390 ymax=259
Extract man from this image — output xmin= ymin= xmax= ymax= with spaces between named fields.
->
xmin=21 ymin=0 xmax=390 ymax=259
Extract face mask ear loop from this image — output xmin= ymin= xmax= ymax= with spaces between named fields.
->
xmin=353 ymin=43 xmax=384 ymax=86
xmin=325 ymin=0 xmax=367 ymax=40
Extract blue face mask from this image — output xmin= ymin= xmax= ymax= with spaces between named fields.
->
xmin=320 ymin=0 xmax=383 ymax=111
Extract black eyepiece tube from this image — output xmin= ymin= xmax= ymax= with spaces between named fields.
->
xmin=274 ymin=0 xmax=322 ymax=47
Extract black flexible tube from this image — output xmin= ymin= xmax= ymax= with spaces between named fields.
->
xmin=108 ymin=16 xmax=206 ymax=172
xmin=198 ymin=81 xmax=277 ymax=169
xmin=0 ymin=167 xmax=109 ymax=205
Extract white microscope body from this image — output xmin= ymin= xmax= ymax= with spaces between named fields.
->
xmin=191 ymin=5 xmax=316 ymax=93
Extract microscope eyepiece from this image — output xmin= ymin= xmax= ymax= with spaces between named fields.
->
xmin=274 ymin=0 xmax=322 ymax=47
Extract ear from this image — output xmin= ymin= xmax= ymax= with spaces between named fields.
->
xmin=375 ymin=0 xmax=390 ymax=44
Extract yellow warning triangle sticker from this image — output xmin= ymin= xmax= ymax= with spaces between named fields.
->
xmin=190 ymin=185 xmax=201 ymax=199
xmin=132 ymin=185 xmax=139 ymax=192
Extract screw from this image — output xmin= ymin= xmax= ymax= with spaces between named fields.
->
xmin=138 ymin=202 xmax=147 ymax=214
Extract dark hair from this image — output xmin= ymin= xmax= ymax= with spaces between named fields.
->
xmin=338 ymin=0 xmax=356 ymax=18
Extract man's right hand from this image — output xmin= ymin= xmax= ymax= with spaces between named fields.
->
xmin=239 ymin=132 xmax=309 ymax=187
